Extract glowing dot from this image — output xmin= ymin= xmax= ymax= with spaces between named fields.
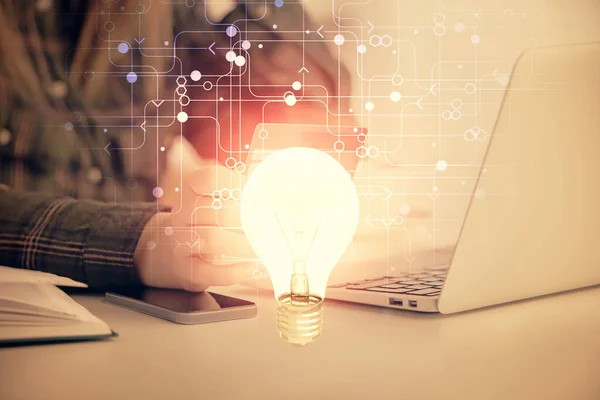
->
xmin=226 ymin=26 xmax=237 ymax=37
xmin=64 ymin=122 xmax=74 ymax=131
xmin=177 ymin=111 xmax=188 ymax=123
xmin=306 ymin=30 xmax=310 ymax=34
xmin=226 ymin=51 xmax=236 ymax=62
xmin=152 ymin=187 xmax=164 ymax=198
xmin=175 ymin=187 xmax=180 ymax=192
xmin=190 ymin=70 xmax=201 ymax=81
xmin=234 ymin=55 xmax=246 ymax=67
xmin=164 ymin=41 xmax=169 ymax=46
xmin=390 ymin=91 xmax=401 ymax=102
xmin=292 ymin=81 xmax=302 ymax=90
xmin=353 ymin=128 xmax=358 ymax=133
xmin=455 ymin=22 xmax=465 ymax=33
xmin=434 ymin=13 xmax=445 ymax=25
xmin=399 ymin=204 xmax=411 ymax=215
xmin=258 ymin=44 xmax=263 ymax=49
xmin=164 ymin=227 xmax=174 ymax=236
xmin=334 ymin=34 xmax=345 ymax=46
xmin=432 ymin=142 xmax=437 ymax=147
xmin=349 ymin=108 xmax=353 ymax=113
xmin=433 ymin=186 xmax=438 ymax=192
xmin=244 ymin=144 xmax=250 ymax=149
xmin=458 ymin=64 xmax=463 ymax=70
xmin=220 ymin=97 xmax=224 ymax=101
xmin=126 ymin=72 xmax=137 ymax=83
xmin=471 ymin=34 xmax=480 ymax=44
xmin=436 ymin=160 xmax=448 ymax=171
xmin=274 ymin=0 xmax=284 ymax=7
xmin=160 ymin=146 xmax=166 ymax=152
xmin=413 ymin=29 xmax=419 ymax=35
xmin=365 ymin=102 xmax=375 ymax=112
xmin=465 ymin=83 xmax=477 ymax=94
xmin=242 ymin=40 xmax=251 ymax=50
xmin=357 ymin=45 xmax=367 ymax=54
xmin=284 ymin=93 xmax=297 ymax=106
xmin=118 ymin=42 xmax=129 ymax=54
xmin=273 ymin=24 xmax=278 ymax=29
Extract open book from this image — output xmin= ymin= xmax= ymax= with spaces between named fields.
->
xmin=0 ymin=266 xmax=114 ymax=345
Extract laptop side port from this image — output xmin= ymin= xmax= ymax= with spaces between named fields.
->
xmin=389 ymin=298 xmax=403 ymax=307
xmin=408 ymin=300 xmax=418 ymax=308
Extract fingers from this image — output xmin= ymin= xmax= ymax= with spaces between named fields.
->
xmin=164 ymin=218 xmax=255 ymax=261
xmin=188 ymin=164 xmax=247 ymax=197
xmin=188 ymin=261 xmax=256 ymax=289
xmin=194 ymin=228 xmax=257 ymax=260
xmin=189 ymin=197 xmax=242 ymax=227
xmin=169 ymin=196 xmax=242 ymax=228
xmin=190 ymin=292 xmax=222 ymax=309
xmin=168 ymin=164 xmax=247 ymax=226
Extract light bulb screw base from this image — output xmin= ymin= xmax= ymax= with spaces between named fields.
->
xmin=276 ymin=293 xmax=323 ymax=347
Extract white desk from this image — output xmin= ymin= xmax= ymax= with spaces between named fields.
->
xmin=1 ymin=286 xmax=599 ymax=400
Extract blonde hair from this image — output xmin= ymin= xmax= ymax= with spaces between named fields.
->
xmin=0 ymin=0 xmax=173 ymax=115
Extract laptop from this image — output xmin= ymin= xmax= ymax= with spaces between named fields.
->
xmin=247 ymin=42 xmax=600 ymax=314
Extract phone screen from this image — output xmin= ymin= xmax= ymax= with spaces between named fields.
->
xmin=108 ymin=288 xmax=254 ymax=313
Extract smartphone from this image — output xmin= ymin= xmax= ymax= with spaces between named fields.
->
xmin=105 ymin=288 xmax=257 ymax=325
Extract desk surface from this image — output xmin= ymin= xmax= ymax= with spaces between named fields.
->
xmin=1 ymin=285 xmax=599 ymax=400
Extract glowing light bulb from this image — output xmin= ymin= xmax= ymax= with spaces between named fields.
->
xmin=240 ymin=147 xmax=360 ymax=345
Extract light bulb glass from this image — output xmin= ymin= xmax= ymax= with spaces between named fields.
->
xmin=240 ymin=147 xmax=360 ymax=344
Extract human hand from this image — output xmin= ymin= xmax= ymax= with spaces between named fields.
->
xmin=143 ymin=290 xmax=222 ymax=311
xmin=134 ymin=165 xmax=256 ymax=292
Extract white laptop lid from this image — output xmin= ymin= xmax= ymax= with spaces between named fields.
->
xmin=439 ymin=43 xmax=600 ymax=314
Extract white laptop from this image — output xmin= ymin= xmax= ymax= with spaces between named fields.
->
xmin=246 ymin=42 xmax=600 ymax=314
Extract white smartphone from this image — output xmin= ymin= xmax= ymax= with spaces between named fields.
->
xmin=105 ymin=288 xmax=257 ymax=325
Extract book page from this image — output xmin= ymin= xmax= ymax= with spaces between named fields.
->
xmin=0 ymin=283 xmax=82 ymax=319
xmin=0 ymin=266 xmax=87 ymax=287
xmin=0 ymin=284 xmax=112 ymax=342
xmin=0 ymin=311 xmax=76 ymax=326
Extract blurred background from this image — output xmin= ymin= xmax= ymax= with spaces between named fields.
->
xmin=206 ymin=0 xmax=600 ymax=280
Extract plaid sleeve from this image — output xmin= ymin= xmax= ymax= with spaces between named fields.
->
xmin=0 ymin=186 xmax=158 ymax=289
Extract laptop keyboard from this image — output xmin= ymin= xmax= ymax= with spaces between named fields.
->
xmin=328 ymin=267 xmax=448 ymax=297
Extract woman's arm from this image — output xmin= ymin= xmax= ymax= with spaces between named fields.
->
xmin=0 ymin=164 xmax=257 ymax=292
xmin=0 ymin=184 xmax=157 ymax=289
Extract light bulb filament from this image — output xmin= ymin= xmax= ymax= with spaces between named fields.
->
xmin=274 ymin=212 xmax=321 ymax=304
